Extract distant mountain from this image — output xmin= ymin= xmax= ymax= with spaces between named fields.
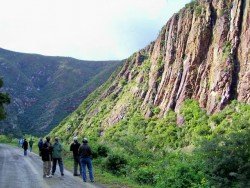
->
xmin=0 ymin=48 xmax=122 ymax=136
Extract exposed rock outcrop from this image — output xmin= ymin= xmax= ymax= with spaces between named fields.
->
xmin=107 ymin=0 xmax=250 ymax=117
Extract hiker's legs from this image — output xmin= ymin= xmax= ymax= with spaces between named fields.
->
xmin=73 ymin=157 xmax=78 ymax=175
xmin=52 ymin=158 xmax=57 ymax=174
xmin=74 ymin=156 xmax=81 ymax=175
xmin=44 ymin=161 xmax=49 ymax=175
xmin=43 ymin=161 xmax=46 ymax=176
xmin=48 ymin=160 xmax=52 ymax=175
xmin=24 ymin=149 xmax=27 ymax=156
xmin=45 ymin=161 xmax=52 ymax=176
xmin=79 ymin=157 xmax=82 ymax=175
xmin=58 ymin=158 xmax=64 ymax=175
xmin=86 ymin=158 xmax=94 ymax=181
xmin=80 ymin=158 xmax=87 ymax=182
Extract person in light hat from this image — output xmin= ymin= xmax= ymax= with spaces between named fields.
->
xmin=70 ymin=136 xmax=81 ymax=176
xmin=79 ymin=137 xmax=94 ymax=183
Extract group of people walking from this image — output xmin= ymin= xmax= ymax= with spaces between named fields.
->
xmin=37 ymin=136 xmax=94 ymax=183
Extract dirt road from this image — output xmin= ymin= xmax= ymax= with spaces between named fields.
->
xmin=0 ymin=144 xmax=104 ymax=188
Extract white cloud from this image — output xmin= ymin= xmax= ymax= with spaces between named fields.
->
xmin=0 ymin=0 xmax=190 ymax=60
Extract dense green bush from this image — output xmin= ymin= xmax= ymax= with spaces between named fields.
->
xmin=156 ymin=161 xmax=208 ymax=188
xmin=196 ymin=131 xmax=250 ymax=187
xmin=0 ymin=135 xmax=12 ymax=143
xmin=105 ymin=153 xmax=128 ymax=175
xmin=134 ymin=166 xmax=157 ymax=185
xmin=97 ymin=145 xmax=109 ymax=157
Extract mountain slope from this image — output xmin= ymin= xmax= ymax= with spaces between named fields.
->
xmin=51 ymin=0 xmax=250 ymax=138
xmin=0 ymin=48 xmax=122 ymax=136
xmin=50 ymin=0 xmax=250 ymax=187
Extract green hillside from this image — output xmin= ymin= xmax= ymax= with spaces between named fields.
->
xmin=0 ymin=48 xmax=122 ymax=136
xmin=50 ymin=57 xmax=250 ymax=187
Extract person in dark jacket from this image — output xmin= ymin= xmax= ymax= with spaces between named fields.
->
xmin=79 ymin=138 xmax=94 ymax=182
xmin=29 ymin=138 xmax=34 ymax=152
xmin=52 ymin=137 xmax=64 ymax=176
xmin=38 ymin=138 xmax=43 ymax=156
xmin=41 ymin=136 xmax=53 ymax=178
xmin=70 ymin=136 xmax=81 ymax=176
xmin=22 ymin=138 xmax=28 ymax=156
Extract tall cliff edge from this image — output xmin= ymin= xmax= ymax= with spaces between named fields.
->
xmin=113 ymin=0 xmax=250 ymax=116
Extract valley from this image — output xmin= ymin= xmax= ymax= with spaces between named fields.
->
xmin=0 ymin=48 xmax=122 ymax=136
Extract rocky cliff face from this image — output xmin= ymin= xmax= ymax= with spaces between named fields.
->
xmin=111 ymin=0 xmax=250 ymax=115
xmin=50 ymin=0 xmax=250 ymax=138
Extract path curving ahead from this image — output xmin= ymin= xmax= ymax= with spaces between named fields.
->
xmin=0 ymin=144 xmax=104 ymax=188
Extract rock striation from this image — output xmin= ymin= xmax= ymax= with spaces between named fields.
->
xmin=107 ymin=0 xmax=250 ymax=116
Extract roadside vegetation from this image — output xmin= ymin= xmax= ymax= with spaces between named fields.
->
xmin=1 ymin=98 xmax=249 ymax=187
xmin=49 ymin=100 xmax=250 ymax=188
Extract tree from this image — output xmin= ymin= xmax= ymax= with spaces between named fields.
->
xmin=0 ymin=79 xmax=10 ymax=120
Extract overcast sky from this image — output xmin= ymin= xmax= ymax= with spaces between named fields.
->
xmin=0 ymin=0 xmax=190 ymax=60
